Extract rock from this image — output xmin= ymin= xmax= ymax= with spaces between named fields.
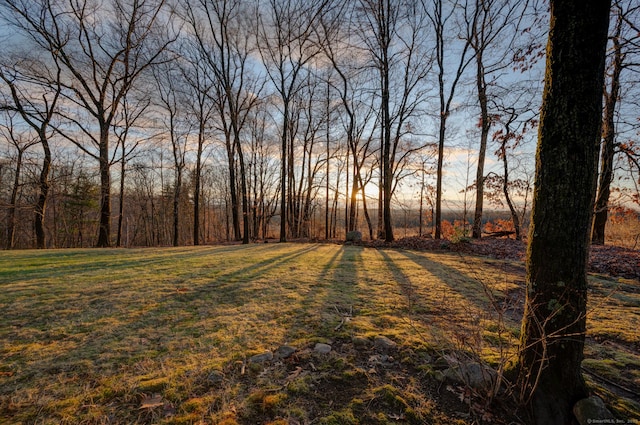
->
xmin=374 ymin=335 xmax=397 ymax=351
xmin=274 ymin=345 xmax=296 ymax=359
xmin=314 ymin=343 xmax=332 ymax=354
xmin=346 ymin=231 xmax=362 ymax=242
xmin=443 ymin=362 xmax=497 ymax=389
xmin=249 ymin=351 xmax=273 ymax=364
xmin=352 ymin=336 xmax=370 ymax=348
xmin=573 ymin=396 xmax=615 ymax=425
xmin=368 ymin=354 xmax=395 ymax=368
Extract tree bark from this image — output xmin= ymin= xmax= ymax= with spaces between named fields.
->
xmin=280 ymin=100 xmax=289 ymax=242
xmin=6 ymin=149 xmax=23 ymax=249
xmin=34 ymin=139 xmax=51 ymax=249
xmin=96 ymin=127 xmax=111 ymax=248
xmin=194 ymin=121 xmax=204 ymax=246
xmin=472 ymin=50 xmax=490 ymax=239
xmin=116 ymin=142 xmax=126 ymax=247
xmin=500 ymin=140 xmax=521 ymax=241
xmin=518 ymin=2 xmax=610 ymax=424
xmin=381 ymin=18 xmax=394 ymax=243
xmin=226 ymin=134 xmax=241 ymax=241
xmin=592 ymin=9 xmax=622 ymax=245
xmin=435 ymin=118 xmax=446 ymax=239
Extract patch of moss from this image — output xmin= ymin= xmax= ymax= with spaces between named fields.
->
xmin=137 ymin=377 xmax=169 ymax=393
xmin=318 ymin=409 xmax=358 ymax=425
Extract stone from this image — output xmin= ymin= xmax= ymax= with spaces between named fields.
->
xmin=443 ymin=362 xmax=497 ymax=389
xmin=352 ymin=336 xmax=370 ymax=348
xmin=274 ymin=345 xmax=296 ymax=359
xmin=314 ymin=343 xmax=332 ymax=354
xmin=249 ymin=351 xmax=273 ymax=364
xmin=374 ymin=335 xmax=397 ymax=351
xmin=573 ymin=396 xmax=615 ymax=425
xmin=368 ymin=354 xmax=395 ymax=368
xmin=346 ymin=231 xmax=362 ymax=242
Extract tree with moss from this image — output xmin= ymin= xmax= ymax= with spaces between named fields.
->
xmin=517 ymin=1 xmax=611 ymax=424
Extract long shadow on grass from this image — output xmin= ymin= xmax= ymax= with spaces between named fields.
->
xmin=377 ymin=250 xmax=426 ymax=314
xmin=0 ymin=245 xmax=325 ymax=375
xmin=298 ymin=245 xmax=362 ymax=339
xmin=186 ymin=243 xmax=323 ymax=304
xmin=0 ymin=245 xmax=255 ymax=283
xmin=383 ymin=249 xmax=494 ymax=315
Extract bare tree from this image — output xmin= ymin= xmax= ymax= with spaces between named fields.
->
xmin=0 ymin=56 xmax=61 ymax=249
xmin=0 ymin=111 xmax=38 ymax=248
xmin=354 ymin=0 xmax=432 ymax=242
xmin=112 ymin=94 xmax=151 ymax=247
xmin=256 ymin=0 xmax=329 ymax=242
xmin=465 ymin=0 xmax=527 ymax=238
xmin=179 ymin=40 xmax=216 ymax=246
xmin=592 ymin=0 xmax=640 ymax=244
xmin=183 ymin=0 xmax=263 ymax=244
xmin=153 ymin=62 xmax=190 ymax=247
xmin=1 ymin=0 xmax=176 ymax=247
xmin=426 ymin=0 xmax=473 ymax=239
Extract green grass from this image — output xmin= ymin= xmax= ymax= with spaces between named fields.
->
xmin=0 ymin=243 xmax=637 ymax=424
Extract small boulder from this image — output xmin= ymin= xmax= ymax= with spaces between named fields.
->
xmin=274 ymin=345 xmax=296 ymax=359
xmin=374 ymin=335 xmax=397 ymax=351
xmin=573 ymin=396 xmax=615 ymax=425
xmin=352 ymin=336 xmax=370 ymax=348
xmin=443 ymin=362 xmax=497 ymax=389
xmin=314 ymin=343 xmax=332 ymax=354
xmin=346 ymin=231 xmax=362 ymax=242
xmin=249 ymin=351 xmax=273 ymax=364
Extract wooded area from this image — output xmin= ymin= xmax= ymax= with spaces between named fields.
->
xmin=2 ymin=1 xmax=640 ymax=423
xmin=1 ymin=0 xmax=638 ymax=250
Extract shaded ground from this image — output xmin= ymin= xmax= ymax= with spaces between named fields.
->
xmin=364 ymin=236 xmax=640 ymax=279
xmin=0 ymin=243 xmax=638 ymax=424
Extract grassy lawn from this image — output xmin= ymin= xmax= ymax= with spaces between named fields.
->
xmin=0 ymin=243 xmax=638 ymax=424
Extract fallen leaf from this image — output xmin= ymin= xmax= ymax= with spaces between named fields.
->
xmin=388 ymin=413 xmax=406 ymax=420
xmin=285 ymin=366 xmax=303 ymax=383
xmin=139 ymin=394 xmax=163 ymax=409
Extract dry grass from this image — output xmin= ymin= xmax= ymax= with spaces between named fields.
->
xmin=0 ymin=243 xmax=637 ymax=424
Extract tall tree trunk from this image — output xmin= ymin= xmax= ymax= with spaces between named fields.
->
xmin=97 ymin=128 xmax=111 ymax=248
xmin=358 ymin=173 xmax=374 ymax=240
xmin=173 ymin=170 xmax=182 ymax=247
xmin=194 ymin=121 xmax=205 ymax=246
xmin=518 ymin=2 xmax=610 ymax=424
xmin=382 ymin=59 xmax=394 ymax=243
xmin=280 ymin=102 xmax=289 ymax=243
xmin=116 ymin=148 xmax=126 ymax=248
xmin=236 ymin=135 xmax=250 ymax=245
xmin=226 ymin=135 xmax=241 ymax=241
xmin=500 ymin=141 xmax=521 ymax=240
xmin=377 ymin=159 xmax=383 ymax=239
xmin=472 ymin=51 xmax=490 ymax=239
xmin=435 ymin=118 xmax=446 ymax=239
xmin=34 ymin=138 xmax=51 ymax=249
xmin=592 ymin=11 xmax=622 ymax=245
xmin=6 ymin=149 xmax=23 ymax=249
xmin=348 ymin=173 xmax=359 ymax=233
xmin=325 ymin=81 xmax=331 ymax=241
xmin=419 ymin=166 xmax=425 ymax=237
xmin=325 ymin=127 xmax=330 ymax=240
xmin=344 ymin=152 xmax=350 ymax=237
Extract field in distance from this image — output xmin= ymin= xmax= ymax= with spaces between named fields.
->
xmin=0 ymin=243 xmax=638 ymax=424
